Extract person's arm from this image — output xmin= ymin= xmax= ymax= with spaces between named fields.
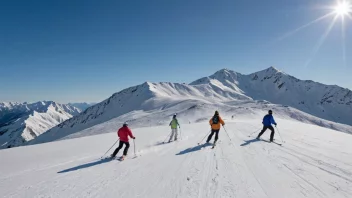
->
xmin=220 ymin=117 xmax=225 ymax=126
xmin=209 ymin=118 xmax=213 ymax=126
xmin=177 ymin=119 xmax=180 ymax=128
xmin=128 ymin=128 xmax=135 ymax=139
xmin=169 ymin=121 xmax=172 ymax=126
xmin=271 ymin=116 xmax=277 ymax=126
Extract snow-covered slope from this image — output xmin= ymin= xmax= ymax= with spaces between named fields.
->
xmin=1 ymin=120 xmax=352 ymax=198
xmin=191 ymin=67 xmax=352 ymax=126
xmin=0 ymin=101 xmax=81 ymax=149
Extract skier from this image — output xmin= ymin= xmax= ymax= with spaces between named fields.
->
xmin=206 ymin=111 xmax=225 ymax=144
xmin=168 ymin=114 xmax=180 ymax=142
xmin=256 ymin=110 xmax=277 ymax=142
xmin=111 ymin=122 xmax=135 ymax=160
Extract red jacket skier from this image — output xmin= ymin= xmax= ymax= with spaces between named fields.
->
xmin=111 ymin=122 xmax=135 ymax=159
xmin=118 ymin=124 xmax=135 ymax=142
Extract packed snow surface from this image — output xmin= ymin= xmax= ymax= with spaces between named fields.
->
xmin=1 ymin=119 xmax=351 ymax=198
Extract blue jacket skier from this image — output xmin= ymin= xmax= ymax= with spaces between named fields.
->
xmin=257 ymin=110 xmax=277 ymax=142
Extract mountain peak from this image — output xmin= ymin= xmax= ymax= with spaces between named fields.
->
xmin=214 ymin=68 xmax=238 ymax=75
xmin=268 ymin=66 xmax=279 ymax=72
xmin=256 ymin=66 xmax=280 ymax=74
xmin=216 ymin=68 xmax=231 ymax=73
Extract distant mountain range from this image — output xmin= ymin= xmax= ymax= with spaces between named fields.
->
xmin=0 ymin=101 xmax=94 ymax=148
xmin=68 ymin=103 xmax=96 ymax=111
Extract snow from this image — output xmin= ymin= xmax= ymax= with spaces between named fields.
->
xmin=26 ymin=67 xmax=351 ymax=148
xmin=191 ymin=67 xmax=352 ymax=125
xmin=29 ymin=95 xmax=352 ymax=147
xmin=68 ymin=102 xmax=96 ymax=111
xmin=1 ymin=119 xmax=351 ymax=198
xmin=0 ymin=102 xmax=83 ymax=149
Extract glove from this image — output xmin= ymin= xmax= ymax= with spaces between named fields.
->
xmin=179 ymin=126 xmax=181 ymax=129
xmin=133 ymin=137 xmax=136 ymax=139
xmin=274 ymin=124 xmax=277 ymax=127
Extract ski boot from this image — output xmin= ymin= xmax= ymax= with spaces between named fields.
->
xmin=119 ymin=155 xmax=126 ymax=161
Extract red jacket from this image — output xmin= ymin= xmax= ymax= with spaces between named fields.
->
xmin=118 ymin=126 xmax=135 ymax=142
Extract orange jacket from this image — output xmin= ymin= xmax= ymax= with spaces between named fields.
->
xmin=209 ymin=116 xmax=225 ymax=130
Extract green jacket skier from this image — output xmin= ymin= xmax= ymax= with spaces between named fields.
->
xmin=168 ymin=114 xmax=180 ymax=142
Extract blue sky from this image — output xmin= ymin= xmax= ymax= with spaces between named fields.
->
xmin=1 ymin=0 xmax=351 ymax=103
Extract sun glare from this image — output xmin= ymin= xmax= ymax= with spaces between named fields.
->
xmin=276 ymin=0 xmax=352 ymax=67
xmin=335 ymin=1 xmax=351 ymax=16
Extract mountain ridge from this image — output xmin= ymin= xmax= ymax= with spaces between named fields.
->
xmin=191 ymin=67 xmax=352 ymax=125
xmin=28 ymin=67 xmax=352 ymax=147
xmin=0 ymin=101 xmax=83 ymax=148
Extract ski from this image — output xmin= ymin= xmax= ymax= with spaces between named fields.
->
xmin=118 ymin=156 xmax=126 ymax=161
xmin=211 ymin=142 xmax=217 ymax=149
xmin=211 ymin=140 xmax=221 ymax=149
xmin=101 ymin=155 xmax=117 ymax=161
xmin=261 ymin=139 xmax=282 ymax=146
xmin=200 ymin=142 xmax=212 ymax=149
xmin=271 ymin=141 xmax=282 ymax=146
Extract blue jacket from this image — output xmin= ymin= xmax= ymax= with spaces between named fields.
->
xmin=262 ymin=114 xmax=277 ymax=126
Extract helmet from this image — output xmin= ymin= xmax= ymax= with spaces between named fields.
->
xmin=268 ymin=110 xmax=273 ymax=114
xmin=215 ymin=111 xmax=219 ymax=115
xmin=123 ymin=122 xmax=128 ymax=127
xmin=173 ymin=113 xmax=177 ymax=118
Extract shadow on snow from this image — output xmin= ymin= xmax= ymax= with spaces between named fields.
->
xmin=175 ymin=143 xmax=212 ymax=155
xmin=240 ymin=138 xmax=260 ymax=146
xmin=57 ymin=158 xmax=111 ymax=174
xmin=154 ymin=141 xmax=176 ymax=146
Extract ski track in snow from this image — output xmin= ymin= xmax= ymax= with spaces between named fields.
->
xmin=1 ymin=120 xmax=352 ymax=198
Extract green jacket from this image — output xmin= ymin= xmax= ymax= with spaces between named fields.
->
xmin=169 ymin=118 xmax=180 ymax=129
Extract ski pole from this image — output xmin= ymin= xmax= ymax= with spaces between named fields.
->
xmin=275 ymin=126 xmax=285 ymax=143
xmin=101 ymin=139 xmax=119 ymax=159
xmin=163 ymin=131 xmax=172 ymax=143
xmin=198 ymin=130 xmax=211 ymax=145
xmin=223 ymin=126 xmax=232 ymax=141
xmin=248 ymin=128 xmax=261 ymax=137
xmin=179 ymin=127 xmax=182 ymax=140
xmin=133 ymin=139 xmax=136 ymax=157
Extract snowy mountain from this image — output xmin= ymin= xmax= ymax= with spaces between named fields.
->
xmin=30 ymin=67 xmax=352 ymax=146
xmin=68 ymin=102 xmax=96 ymax=111
xmin=0 ymin=101 xmax=81 ymax=149
xmin=1 ymin=68 xmax=352 ymax=197
xmin=191 ymin=67 xmax=352 ymax=126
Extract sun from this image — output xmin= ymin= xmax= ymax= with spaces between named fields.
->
xmin=334 ymin=1 xmax=351 ymax=16
xmin=276 ymin=0 xmax=352 ymax=67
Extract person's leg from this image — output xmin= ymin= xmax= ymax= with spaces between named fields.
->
xmin=169 ymin=129 xmax=175 ymax=142
xmin=206 ymin=130 xmax=215 ymax=143
xmin=257 ymin=126 xmax=268 ymax=139
xmin=112 ymin=141 xmax=124 ymax=157
xmin=214 ymin=130 xmax=220 ymax=142
xmin=123 ymin=142 xmax=130 ymax=156
xmin=174 ymin=128 xmax=178 ymax=140
xmin=269 ymin=126 xmax=275 ymax=141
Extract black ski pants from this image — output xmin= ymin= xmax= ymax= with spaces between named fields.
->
xmin=257 ymin=125 xmax=275 ymax=141
xmin=207 ymin=129 xmax=220 ymax=143
xmin=112 ymin=141 xmax=130 ymax=157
